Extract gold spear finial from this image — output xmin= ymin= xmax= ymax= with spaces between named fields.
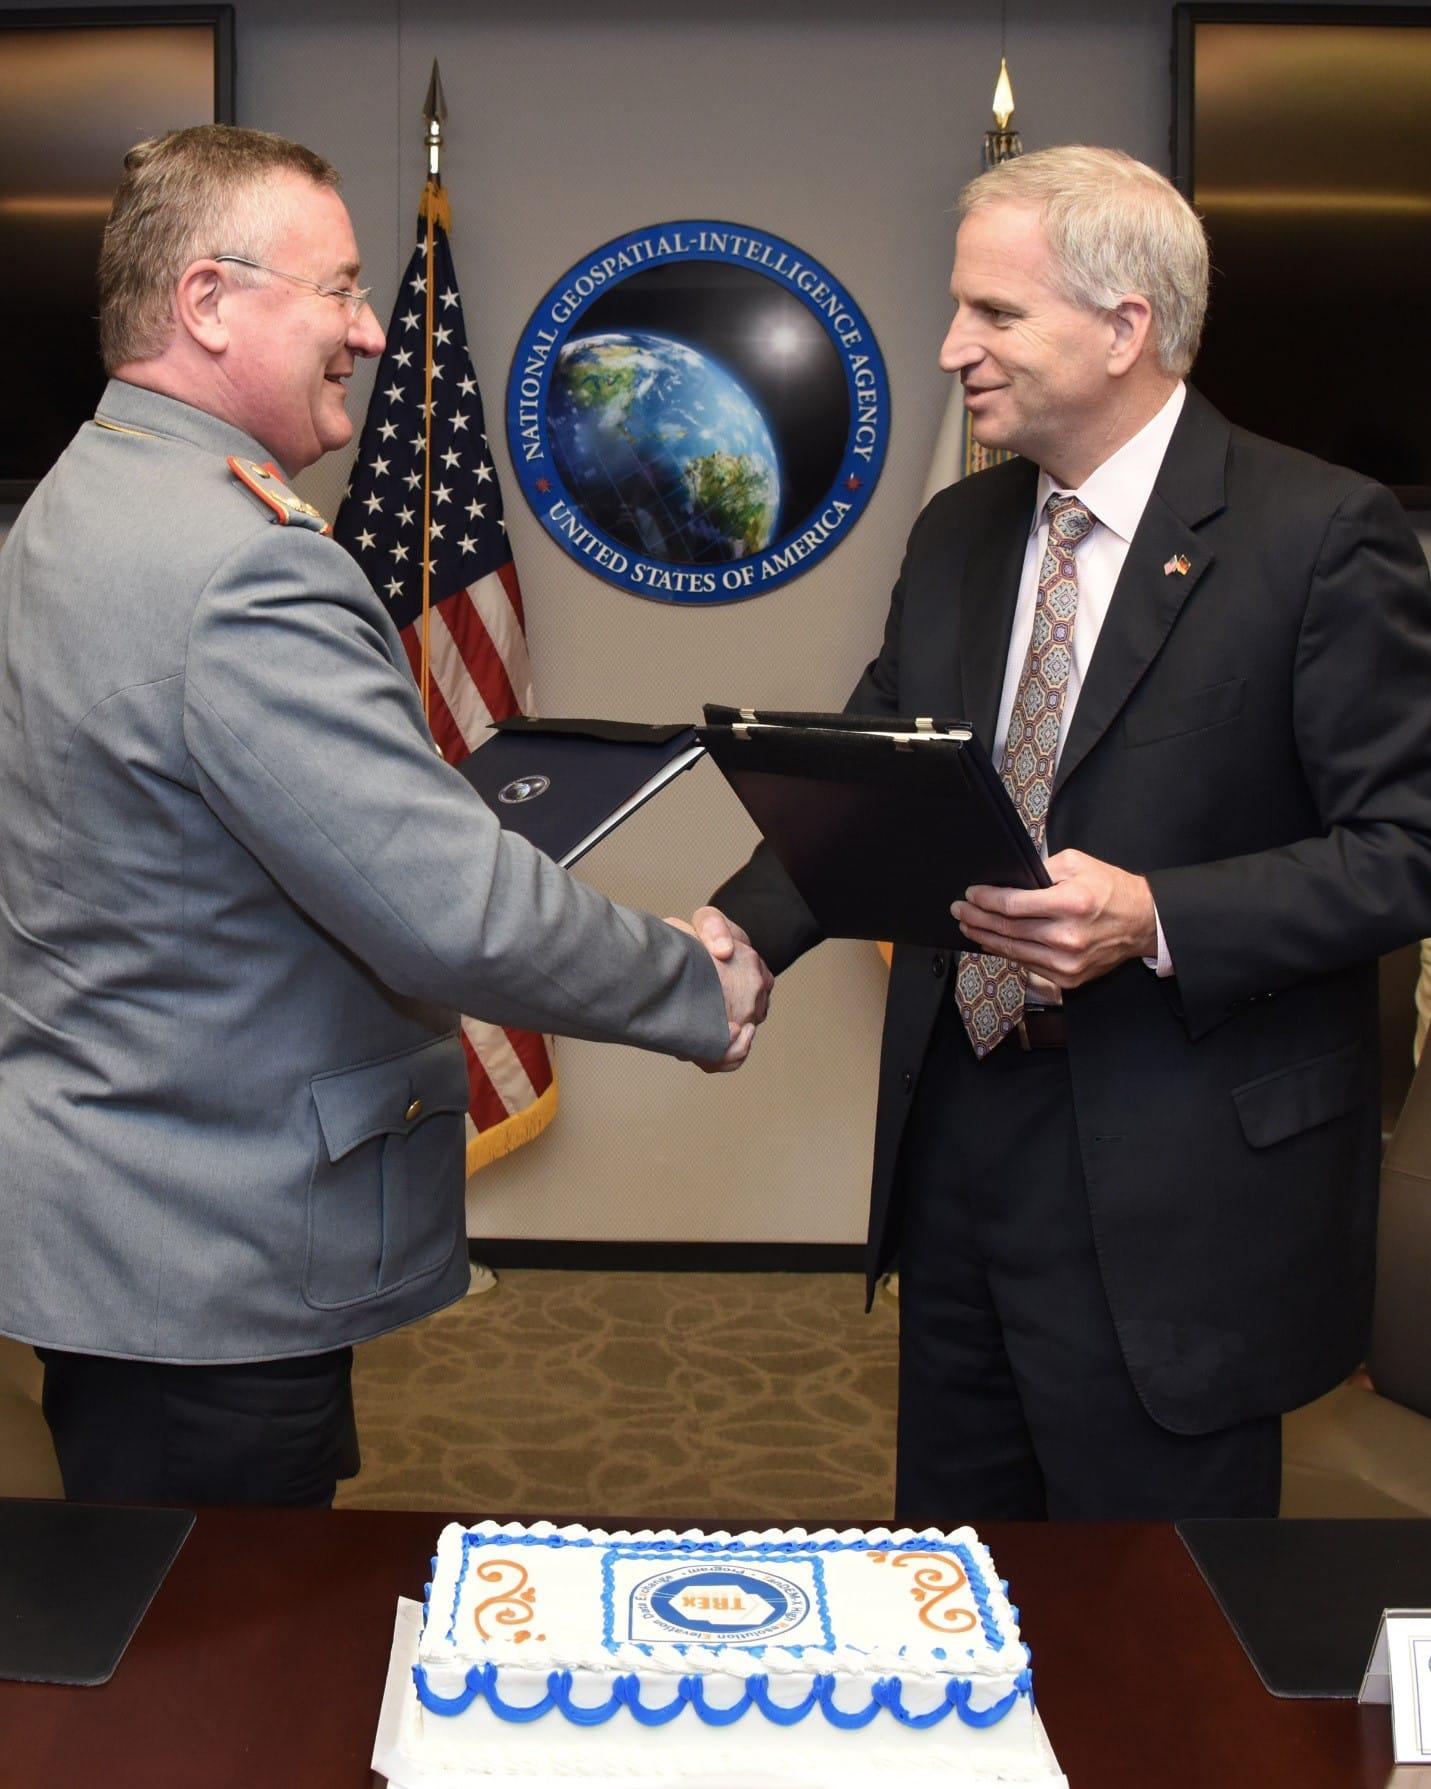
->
xmin=423 ymin=59 xmax=447 ymax=183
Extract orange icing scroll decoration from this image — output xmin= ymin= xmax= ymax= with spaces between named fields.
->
xmin=472 ymin=1557 xmax=546 ymax=1645
xmin=867 ymin=1552 xmax=977 ymax=1635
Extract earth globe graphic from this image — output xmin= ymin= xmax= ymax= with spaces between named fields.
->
xmin=547 ymin=330 xmax=781 ymax=564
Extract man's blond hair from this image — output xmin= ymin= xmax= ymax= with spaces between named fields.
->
xmin=98 ymin=124 xmax=340 ymax=373
xmin=956 ymin=146 xmax=1209 ymax=378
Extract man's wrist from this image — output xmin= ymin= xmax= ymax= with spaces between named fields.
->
xmin=1131 ymin=874 xmax=1159 ymax=959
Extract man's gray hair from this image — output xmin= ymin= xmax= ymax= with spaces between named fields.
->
xmin=98 ymin=124 xmax=340 ymax=373
xmin=956 ymin=146 xmax=1209 ymax=378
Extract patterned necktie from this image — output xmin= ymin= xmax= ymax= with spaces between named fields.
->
xmin=956 ymin=494 xmax=1096 ymax=1058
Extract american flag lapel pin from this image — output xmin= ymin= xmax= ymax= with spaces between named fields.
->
xmin=1163 ymin=553 xmax=1191 ymax=577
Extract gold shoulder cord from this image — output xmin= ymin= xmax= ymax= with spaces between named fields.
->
xmin=93 ymin=417 xmax=162 ymax=441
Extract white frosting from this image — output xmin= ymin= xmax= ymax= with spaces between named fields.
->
xmin=408 ymin=1522 xmax=1051 ymax=1783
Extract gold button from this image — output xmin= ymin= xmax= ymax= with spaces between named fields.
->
xmin=405 ymin=1097 xmax=423 ymax=1122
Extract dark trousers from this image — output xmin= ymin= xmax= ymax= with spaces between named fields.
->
xmin=38 ymin=1345 xmax=361 ymax=1508
xmin=894 ymin=998 xmax=1282 ymax=1523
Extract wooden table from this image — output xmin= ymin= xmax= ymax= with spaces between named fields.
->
xmin=0 ymin=1509 xmax=1398 ymax=1788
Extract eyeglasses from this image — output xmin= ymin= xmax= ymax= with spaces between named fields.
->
xmin=213 ymin=253 xmax=373 ymax=316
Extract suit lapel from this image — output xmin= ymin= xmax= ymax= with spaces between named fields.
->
xmin=959 ymin=458 xmax=1039 ymax=744
xmin=1053 ymin=388 xmax=1230 ymax=797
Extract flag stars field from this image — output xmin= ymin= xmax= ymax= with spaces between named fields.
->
xmin=332 ymin=203 xmax=533 ymax=858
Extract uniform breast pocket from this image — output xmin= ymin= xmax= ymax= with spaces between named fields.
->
xmin=303 ymin=1035 xmax=469 ymax=1310
xmin=1124 ymin=677 xmax=1245 ymax=748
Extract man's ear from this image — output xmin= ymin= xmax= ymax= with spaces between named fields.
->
xmin=173 ymin=260 xmax=229 ymax=354
xmin=1107 ymin=293 xmax=1155 ymax=378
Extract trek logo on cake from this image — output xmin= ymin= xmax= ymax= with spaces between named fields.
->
xmin=625 ymin=1563 xmax=818 ymax=1644
xmin=507 ymin=222 xmax=888 ymax=603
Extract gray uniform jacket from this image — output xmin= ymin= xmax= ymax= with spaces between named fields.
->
xmin=0 ymin=381 xmax=727 ymax=1363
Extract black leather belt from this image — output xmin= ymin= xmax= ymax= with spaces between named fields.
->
xmin=1017 ymin=1007 xmax=1067 ymax=1050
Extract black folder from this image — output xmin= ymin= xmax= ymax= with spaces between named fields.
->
xmin=457 ymin=718 xmax=705 ymax=867
xmin=1178 ymin=1517 xmax=1431 ymax=1698
xmin=697 ymin=707 xmax=1049 ymax=949
xmin=0 ymin=1499 xmax=194 ymax=1685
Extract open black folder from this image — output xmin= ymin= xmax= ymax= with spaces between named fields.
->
xmin=457 ymin=718 xmax=705 ymax=867
xmin=697 ymin=707 xmax=1049 ymax=950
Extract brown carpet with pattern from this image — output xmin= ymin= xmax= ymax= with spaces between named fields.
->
xmin=337 ymin=1271 xmax=898 ymax=1523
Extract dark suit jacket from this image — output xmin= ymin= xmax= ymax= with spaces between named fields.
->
xmin=715 ymin=388 xmax=1431 ymax=1434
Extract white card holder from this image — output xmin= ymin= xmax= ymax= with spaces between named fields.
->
xmin=1359 ymin=1609 xmax=1431 ymax=1762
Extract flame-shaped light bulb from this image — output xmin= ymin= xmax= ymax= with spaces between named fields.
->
xmin=992 ymin=58 xmax=1015 ymax=132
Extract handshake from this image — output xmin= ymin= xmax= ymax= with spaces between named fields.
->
xmin=665 ymin=906 xmax=773 ymax=1074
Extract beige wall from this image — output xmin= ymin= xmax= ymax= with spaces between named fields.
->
xmin=3 ymin=0 xmax=1424 ymax=1243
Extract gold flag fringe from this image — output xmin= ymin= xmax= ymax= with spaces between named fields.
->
xmin=466 ymin=1076 xmax=559 ymax=1176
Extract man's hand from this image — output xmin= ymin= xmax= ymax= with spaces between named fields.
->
xmin=666 ymin=906 xmax=773 ymax=1072
xmin=951 ymin=849 xmax=1158 ymax=989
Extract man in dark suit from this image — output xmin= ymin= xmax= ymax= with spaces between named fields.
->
xmin=698 ymin=146 xmax=1431 ymax=1520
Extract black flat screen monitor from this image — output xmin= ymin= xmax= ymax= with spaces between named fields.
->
xmin=1173 ymin=6 xmax=1431 ymax=506
xmin=0 ymin=7 xmax=234 ymax=501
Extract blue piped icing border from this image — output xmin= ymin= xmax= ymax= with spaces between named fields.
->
xmin=448 ymin=1529 xmax=1007 ymax=1655
xmin=412 ymin=1661 xmax=1031 ymax=1731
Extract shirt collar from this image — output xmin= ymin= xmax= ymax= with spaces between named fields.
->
xmin=1032 ymin=381 xmax=1186 ymax=544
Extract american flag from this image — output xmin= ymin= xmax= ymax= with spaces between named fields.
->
xmin=334 ymin=203 xmax=556 ymax=1172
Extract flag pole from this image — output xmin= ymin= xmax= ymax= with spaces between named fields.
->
xmin=418 ymin=59 xmax=449 ymax=730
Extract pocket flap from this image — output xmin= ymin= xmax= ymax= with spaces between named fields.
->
xmin=1125 ymin=677 xmax=1244 ymax=747
xmin=311 ymin=1036 xmax=469 ymax=1162
xmin=1232 ymin=1042 xmax=1365 ymax=1149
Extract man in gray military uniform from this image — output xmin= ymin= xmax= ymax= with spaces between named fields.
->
xmin=0 ymin=126 xmax=771 ymax=1506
